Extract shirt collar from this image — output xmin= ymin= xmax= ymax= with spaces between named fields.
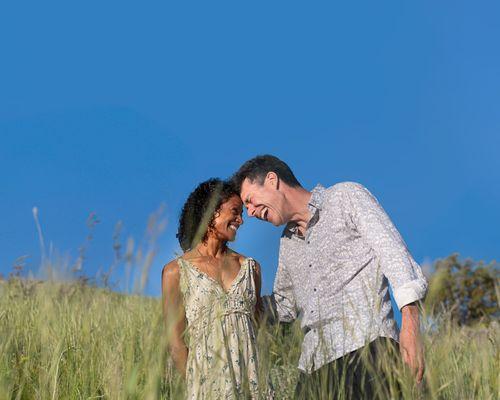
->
xmin=285 ymin=184 xmax=325 ymax=235
xmin=308 ymin=183 xmax=326 ymax=212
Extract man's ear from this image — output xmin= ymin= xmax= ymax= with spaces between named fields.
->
xmin=265 ymin=171 xmax=280 ymax=189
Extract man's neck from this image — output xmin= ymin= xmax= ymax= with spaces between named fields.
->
xmin=284 ymin=186 xmax=313 ymax=233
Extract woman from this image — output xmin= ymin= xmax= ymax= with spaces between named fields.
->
xmin=162 ymin=178 xmax=265 ymax=399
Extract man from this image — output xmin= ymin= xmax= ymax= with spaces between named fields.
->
xmin=232 ymin=155 xmax=427 ymax=399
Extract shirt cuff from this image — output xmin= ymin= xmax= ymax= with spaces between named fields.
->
xmin=271 ymin=292 xmax=297 ymax=322
xmin=393 ymin=279 xmax=428 ymax=310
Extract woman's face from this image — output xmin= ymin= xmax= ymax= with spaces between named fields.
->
xmin=210 ymin=195 xmax=244 ymax=242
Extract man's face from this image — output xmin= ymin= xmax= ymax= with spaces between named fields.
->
xmin=240 ymin=175 xmax=288 ymax=226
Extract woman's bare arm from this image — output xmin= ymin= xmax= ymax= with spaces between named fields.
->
xmin=162 ymin=260 xmax=188 ymax=377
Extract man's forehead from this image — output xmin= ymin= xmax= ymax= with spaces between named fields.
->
xmin=240 ymin=179 xmax=252 ymax=201
xmin=241 ymin=178 xmax=265 ymax=200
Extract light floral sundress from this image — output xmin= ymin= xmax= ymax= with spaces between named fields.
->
xmin=177 ymin=256 xmax=261 ymax=399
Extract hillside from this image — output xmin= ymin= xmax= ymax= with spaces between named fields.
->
xmin=0 ymin=278 xmax=498 ymax=399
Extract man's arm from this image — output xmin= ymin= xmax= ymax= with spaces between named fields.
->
xmin=347 ymin=182 xmax=427 ymax=383
xmin=401 ymin=303 xmax=424 ymax=382
xmin=162 ymin=260 xmax=188 ymax=377
xmin=272 ymin=246 xmax=298 ymax=323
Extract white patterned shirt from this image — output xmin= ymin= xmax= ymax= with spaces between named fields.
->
xmin=273 ymin=182 xmax=428 ymax=372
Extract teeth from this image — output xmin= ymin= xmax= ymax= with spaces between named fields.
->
xmin=229 ymin=224 xmax=238 ymax=231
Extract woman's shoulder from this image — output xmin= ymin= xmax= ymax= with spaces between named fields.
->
xmin=228 ymin=249 xmax=260 ymax=270
xmin=162 ymin=251 xmax=192 ymax=280
xmin=162 ymin=259 xmax=181 ymax=281
xmin=227 ymin=249 xmax=247 ymax=263
xmin=164 ymin=250 xmax=198 ymax=269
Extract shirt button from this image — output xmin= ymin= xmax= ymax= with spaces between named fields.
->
xmin=307 ymin=241 xmax=310 ymax=244
xmin=309 ymin=264 xmax=312 ymax=267
xmin=313 ymin=288 xmax=317 ymax=292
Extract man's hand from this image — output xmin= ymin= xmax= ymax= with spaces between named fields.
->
xmin=400 ymin=303 xmax=425 ymax=383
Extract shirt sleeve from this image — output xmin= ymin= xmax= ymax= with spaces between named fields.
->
xmin=346 ymin=182 xmax=428 ymax=310
xmin=272 ymin=245 xmax=298 ymax=322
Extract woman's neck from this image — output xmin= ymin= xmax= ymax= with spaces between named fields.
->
xmin=195 ymin=237 xmax=227 ymax=258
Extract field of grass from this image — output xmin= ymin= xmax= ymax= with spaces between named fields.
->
xmin=1 ymin=275 xmax=498 ymax=399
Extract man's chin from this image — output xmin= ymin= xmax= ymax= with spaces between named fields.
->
xmin=268 ymin=216 xmax=285 ymax=227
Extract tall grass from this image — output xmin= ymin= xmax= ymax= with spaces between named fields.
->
xmin=1 ymin=208 xmax=497 ymax=399
xmin=0 ymin=276 xmax=498 ymax=399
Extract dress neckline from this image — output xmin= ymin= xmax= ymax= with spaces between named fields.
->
xmin=179 ymin=257 xmax=250 ymax=295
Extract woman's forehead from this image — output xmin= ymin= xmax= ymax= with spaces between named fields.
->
xmin=222 ymin=195 xmax=243 ymax=208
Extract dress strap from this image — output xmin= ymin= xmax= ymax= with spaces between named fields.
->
xmin=244 ymin=257 xmax=257 ymax=278
xmin=176 ymin=257 xmax=192 ymax=297
xmin=243 ymin=257 xmax=255 ymax=270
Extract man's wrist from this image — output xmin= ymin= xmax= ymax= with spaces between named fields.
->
xmin=401 ymin=303 xmax=420 ymax=331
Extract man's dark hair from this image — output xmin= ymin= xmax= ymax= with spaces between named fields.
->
xmin=177 ymin=178 xmax=238 ymax=252
xmin=231 ymin=155 xmax=301 ymax=192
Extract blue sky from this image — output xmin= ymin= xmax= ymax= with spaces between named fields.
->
xmin=1 ymin=1 xmax=499 ymax=309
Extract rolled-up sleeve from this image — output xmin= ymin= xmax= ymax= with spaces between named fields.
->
xmin=347 ymin=183 xmax=428 ymax=310
xmin=273 ymin=247 xmax=298 ymax=322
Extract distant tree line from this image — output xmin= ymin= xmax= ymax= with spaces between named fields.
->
xmin=426 ymin=254 xmax=499 ymax=326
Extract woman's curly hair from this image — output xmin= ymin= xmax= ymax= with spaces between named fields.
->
xmin=177 ymin=178 xmax=239 ymax=252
